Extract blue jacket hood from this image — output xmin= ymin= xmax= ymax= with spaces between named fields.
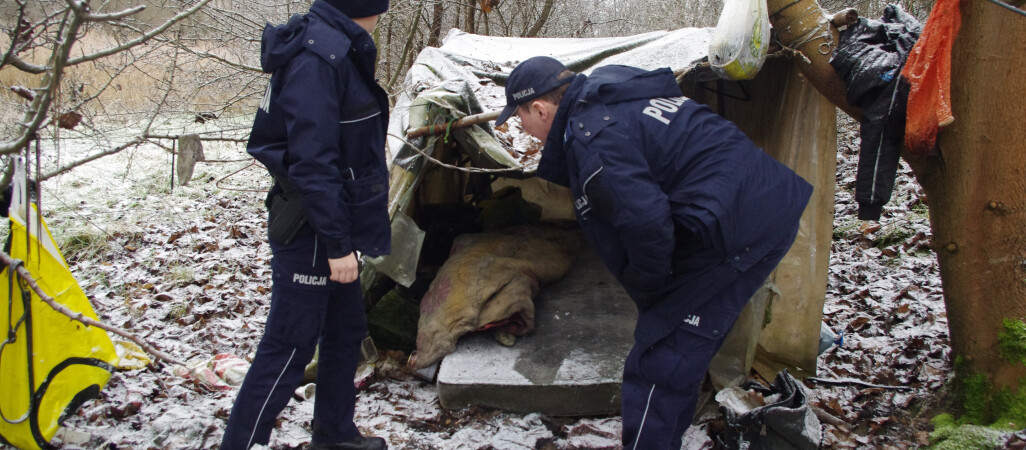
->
xmin=260 ymin=0 xmax=364 ymax=74
xmin=581 ymin=65 xmax=682 ymax=104
xmin=538 ymin=66 xmax=682 ymax=185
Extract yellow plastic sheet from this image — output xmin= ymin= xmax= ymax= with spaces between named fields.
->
xmin=1 ymin=167 xmax=117 ymax=449
xmin=113 ymin=340 xmax=153 ymax=370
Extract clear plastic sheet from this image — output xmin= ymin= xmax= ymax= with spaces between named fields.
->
xmin=365 ymin=211 xmax=425 ymax=288
xmin=708 ymin=279 xmax=775 ymax=391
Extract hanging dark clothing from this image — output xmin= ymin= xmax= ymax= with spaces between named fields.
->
xmin=830 ymin=4 xmax=922 ymax=220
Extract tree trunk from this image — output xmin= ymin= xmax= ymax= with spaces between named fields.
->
xmin=903 ymin=0 xmax=1026 ymax=391
xmin=428 ymin=0 xmax=445 ymax=48
xmin=385 ymin=1 xmax=425 ymax=90
xmin=466 ymin=0 xmax=476 ymax=34
xmin=524 ymin=0 xmax=554 ymax=37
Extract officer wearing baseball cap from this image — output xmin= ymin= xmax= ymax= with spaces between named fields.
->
xmin=221 ymin=1 xmax=391 ymax=449
xmin=495 ymin=56 xmax=575 ymax=126
xmin=497 ymin=56 xmax=812 ymax=449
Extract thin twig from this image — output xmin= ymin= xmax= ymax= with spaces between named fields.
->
xmin=385 ymin=0 xmax=424 ymax=90
xmin=389 ymin=132 xmax=526 ymax=174
xmin=806 ymin=377 xmax=912 ymax=391
xmin=0 ymin=250 xmax=186 ymax=366
xmin=0 ymin=6 xmax=82 ymax=155
xmin=811 ymin=404 xmax=851 ymax=429
xmin=144 ymin=134 xmax=249 ymax=143
xmin=215 ymin=159 xmax=267 ymax=192
xmin=39 ymin=137 xmax=144 ymax=182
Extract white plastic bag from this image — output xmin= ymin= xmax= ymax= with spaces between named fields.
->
xmin=173 ymin=353 xmax=250 ymax=391
xmin=708 ymin=0 xmax=772 ymax=80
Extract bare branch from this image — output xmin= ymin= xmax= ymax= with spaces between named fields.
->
xmin=83 ymin=4 xmax=148 ymax=22
xmin=406 ymin=110 xmax=499 ymax=139
xmin=143 ymin=32 xmax=182 ymax=136
xmin=67 ymin=0 xmax=214 ymax=67
xmin=0 ymin=249 xmax=186 ymax=366
xmin=0 ymin=8 xmax=83 ymax=155
xmin=173 ymin=46 xmax=262 ymax=73
xmin=386 ymin=1 xmax=426 ymax=90
xmin=524 ymin=0 xmax=555 ymax=37
xmin=38 ymin=138 xmax=145 ymax=182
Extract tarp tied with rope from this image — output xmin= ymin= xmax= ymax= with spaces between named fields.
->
xmin=383 ymin=28 xmax=714 ymax=216
xmin=0 ymin=160 xmax=118 ymax=449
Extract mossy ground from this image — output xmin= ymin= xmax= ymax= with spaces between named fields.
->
xmin=933 ymin=321 xmax=1026 ymax=447
xmin=929 ymin=414 xmax=1005 ymax=449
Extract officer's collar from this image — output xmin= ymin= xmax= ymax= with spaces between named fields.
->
xmin=543 ymin=74 xmax=586 ymax=154
xmin=535 ymin=74 xmax=585 ymax=186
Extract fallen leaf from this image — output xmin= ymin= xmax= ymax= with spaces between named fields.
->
xmin=859 ymin=222 xmax=882 ymax=235
xmin=849 ymin=315 xmax=871 ymax=331
xmin=822 ymin=398 xmax=845 ymax=417
xmin=868 ymin=416 xmax=890 ymax=435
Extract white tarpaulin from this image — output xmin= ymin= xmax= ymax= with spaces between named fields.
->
xmin=385 ymin=28 xmax=714 ymax=176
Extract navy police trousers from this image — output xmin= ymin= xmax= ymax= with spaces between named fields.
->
xmin=221 ymin=232 xmax=367 ymax=449
xmin=621 ymin=224 xmax=800 ymax=450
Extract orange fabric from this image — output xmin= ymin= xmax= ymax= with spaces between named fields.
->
xmin=901 ymin=0 xmax=962 ymax=155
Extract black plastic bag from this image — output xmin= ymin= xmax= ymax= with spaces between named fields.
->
xmin=716 ymin=370 xmax=822 ymax=449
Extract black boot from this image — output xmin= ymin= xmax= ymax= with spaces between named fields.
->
xmin=306 ymin=435 xmax=387 ymax=450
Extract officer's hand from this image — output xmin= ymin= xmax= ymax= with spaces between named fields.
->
xmin=329 ymin=253 xmax=359 ymax=284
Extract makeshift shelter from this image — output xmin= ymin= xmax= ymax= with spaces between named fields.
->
xmin=367 ymin=27 xmax=836 ymax=414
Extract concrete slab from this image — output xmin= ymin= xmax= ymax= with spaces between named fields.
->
xmin=436 ymin=242 xmax=637 ymax=416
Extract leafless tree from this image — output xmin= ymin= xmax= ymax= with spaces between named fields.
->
xmin=8 ymin=0 xmax=927 ymax=198
xmin=0 ymin=0 xmax=245 ymax=193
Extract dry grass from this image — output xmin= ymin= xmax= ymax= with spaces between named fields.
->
xmin=0 ymin=28 xmax=263 ymax=133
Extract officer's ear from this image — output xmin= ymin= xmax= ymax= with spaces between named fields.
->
xmin=528 ymin=99 xmax=555 ymax=121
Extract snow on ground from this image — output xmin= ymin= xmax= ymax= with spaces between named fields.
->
xmin=10 ymin=111 xmax=957 ymax=449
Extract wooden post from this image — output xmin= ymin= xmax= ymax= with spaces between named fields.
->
xmin=766 ymin=0 xmax=861 ymax=120
xmin=406 ymin=110 xmax=501 ymax=139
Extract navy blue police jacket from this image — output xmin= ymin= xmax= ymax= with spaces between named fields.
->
xmin=537 ymin=65 xmax=812 ymax=349
xmin=246 ymin=0 xmax=391 ymax=259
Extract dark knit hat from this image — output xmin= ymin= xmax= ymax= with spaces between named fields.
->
xmin=323 ymin=0 xmax=390 ymax=18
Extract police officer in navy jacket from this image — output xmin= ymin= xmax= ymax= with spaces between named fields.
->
xmin=495 ymin=56 xmax=812 ymax=449
xmin=222 ymin=1 xmax=391 ymax=449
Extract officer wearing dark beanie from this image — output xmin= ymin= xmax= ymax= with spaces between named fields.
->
xmin=221 ymin=1 xmax=391 ymax=449
xmin=322 ymin=0 xmax=389 ymax=18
